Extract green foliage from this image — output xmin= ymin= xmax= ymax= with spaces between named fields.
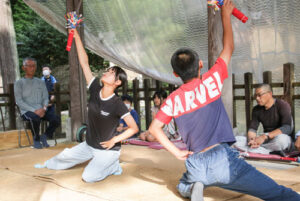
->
xmin=11 ymin=0 xmax=106 ymax=75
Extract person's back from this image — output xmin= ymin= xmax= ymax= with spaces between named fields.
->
xmin=157 ymin=58 xmax=235 ymax=152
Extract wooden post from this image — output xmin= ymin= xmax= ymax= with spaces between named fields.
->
xmin=8 ymin=83 xmax=16 ymax=129
xmin=208 ymin=4 xmax=233 ymax=126
xmin=244 ymin=73 xmax=253 ymax=132
xmin=67 ymin=0 xmax=87 ymax=140
xmin=232 ymin=74 xmax=236 ymax=128
xmin=122 ymin=80 xmax=128 ymax=95
xmin=54 ymin=83 xmax=62 ymax=135
xmin=155 ymin=80 xmax=162 ymax=92
xmin=168 ymin=84 xmax=175 ymax=94
xmin=283 ymin=63 xmax=295 ymax=134
xmin=132 ymin=78 xmax=140 ymax=128
xmin=0 ymin=0 xmax=18 ymax=94
xmin=263 ymin=71 xmax=272 ymax=85
xmin=144 ymin=79 xmax=151 ymax=129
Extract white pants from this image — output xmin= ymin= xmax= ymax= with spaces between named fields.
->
xmin=234 ymin=134 xmax=292 ymax=154
xmin=46 ymin=141 xmax=121 ymax=182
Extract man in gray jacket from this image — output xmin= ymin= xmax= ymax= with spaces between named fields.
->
xmin=14 ymin=57 xmax=60 ymax=149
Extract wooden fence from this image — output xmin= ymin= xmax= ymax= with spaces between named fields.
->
xmin=0 ymin=62 xmax=297 ymax=136
xmin=233 ymin=63 xmax=297 ymax=135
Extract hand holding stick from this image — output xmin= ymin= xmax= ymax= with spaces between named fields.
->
xmin=208 ymin=0 xmax=248 ymax=23
xmin=65 ymin=11 xmax=83 ymax=51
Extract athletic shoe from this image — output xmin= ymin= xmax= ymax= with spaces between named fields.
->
xmin=33 ymin=140 xmax=43 ymax=149
xmin=40 ymin=134 xmax=50 ymax=148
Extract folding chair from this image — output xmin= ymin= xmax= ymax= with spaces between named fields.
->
xmin=16 ymin=104 xmax=32 ymax=147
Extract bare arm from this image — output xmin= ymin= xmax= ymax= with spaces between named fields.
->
xmin=295 ymin=137 xmax=300 ymax=151
xmin=149 ymin=119 xmax=193 ymax=160
xmin=72 ymin=29 xmax=94 ymax=85
xmin=100 ymin=115 xmax=139 ymax=149
xmin=219 ymin=0 xmax=235 ymax=66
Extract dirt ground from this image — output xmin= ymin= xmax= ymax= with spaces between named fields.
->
xmin=1 ymin=143 xmax=300 ymax=201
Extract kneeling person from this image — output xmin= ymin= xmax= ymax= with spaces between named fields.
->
xmin=40 ymin=29 xmax=138 ymax=183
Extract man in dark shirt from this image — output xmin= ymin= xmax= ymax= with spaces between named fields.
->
xmin=247 ymin=83 xmax=292 ymax=153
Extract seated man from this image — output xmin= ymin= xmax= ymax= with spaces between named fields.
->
xmin=14 ymin=57 xmax=61 ymax=149
xmin=246 ymin=83 xmax=293 ymax=154
xmin=116 ymin=94 xmax=139 ymax=138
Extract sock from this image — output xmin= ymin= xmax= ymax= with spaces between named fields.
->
xmin=34 ymin=161 xmax=48 ymax=169
xmin=191 ymin=182 xmax=204 ymax=201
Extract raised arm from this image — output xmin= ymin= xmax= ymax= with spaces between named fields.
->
xmin=72 ymin=29 xmax=94 ymax=85
xmin=219 ymin=0 xmax=235 ymax=66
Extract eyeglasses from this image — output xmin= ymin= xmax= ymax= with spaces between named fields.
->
xmin=255 ymin=91 xmax=269 ymax=98
xmin=24 ymin=64 xmax=36 ymax=68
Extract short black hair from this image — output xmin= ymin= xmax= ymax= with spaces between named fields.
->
xmin=171 ymin=48 xmax=199 ymax=82
xmin=121 ymin=94 xmax=133 ymax=103
xmin=42 ymin=64 xmax=51 ymax=69
xmin=110 ymin=66 xmax=127 ymax=89
xmin=152 ymin=90 xmax=167 ymax=100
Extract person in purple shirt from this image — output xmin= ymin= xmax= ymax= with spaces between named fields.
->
xmin=148 ymin=0 xmax=300 ymax=200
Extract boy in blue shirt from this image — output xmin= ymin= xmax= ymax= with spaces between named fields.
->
xmin=117 ymin=94 xmax=140 ymax=138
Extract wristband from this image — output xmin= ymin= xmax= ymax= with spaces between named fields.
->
xmin=265 ymin=133 xmax=270 ymax=141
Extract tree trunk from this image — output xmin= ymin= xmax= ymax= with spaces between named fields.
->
xmin=0 ymin=0 xmax=18 ymax=93
xmin=66 ymin=0 xmax=87 ymax=141
xmin=208 ymin=7 xmax=233 ymax=126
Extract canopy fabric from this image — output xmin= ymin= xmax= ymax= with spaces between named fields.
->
xmin=23 ymin=0 xmax=300 ymax=84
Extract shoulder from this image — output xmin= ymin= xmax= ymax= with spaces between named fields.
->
xmin=50 ymin=75 xmax=57 ymax=83
xmin=131 ymin=109 xmax=138 ymax=115
xmin=209 ymin=57 xmax=227 ymax=72
xmin=15 ymin=78 xmax=24 ymax=84
xmin=252 ymin=105 xmax=263 ymax=113
xmin=112 ymin=95 xmax=123 ymax=104
xmin=34 ymin=77 xmax=45 ymax=84
xmin=276 ymin=99 xmax=291 ymax=110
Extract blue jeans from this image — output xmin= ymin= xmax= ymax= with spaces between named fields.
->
xmin=177 ymin=143 xmax=300 ymax=201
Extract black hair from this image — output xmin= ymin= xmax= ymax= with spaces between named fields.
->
xmin=42 ymin=64 xmax=51 ymax=69
xmin=152 ymin=90 xmax=168 ymax=100
xmin=121 ymin=94 xmax=133 ymax=103
xmin=152 ymin=90 xmax=168 ymax=108
xmin=170 ymin=48 xmax=199 ymax=82
xmin=110 ymin=66 xmax=127 ymax=89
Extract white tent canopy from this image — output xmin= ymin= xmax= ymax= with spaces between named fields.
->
xmin=24 ymin=0 xmax=300 ymax=84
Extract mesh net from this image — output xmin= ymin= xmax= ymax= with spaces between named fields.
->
xmin=23 ymin=0 xmax=300 ymax=84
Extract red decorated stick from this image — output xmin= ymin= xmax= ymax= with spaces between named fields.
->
xmin=232 ymin=7 xmax=248 ymax=23
xmin=208 ymin=0 xmax=248 ymax=23
xmin=65 ymin=11 xmax=83 ymax=52
xmin=66 ymin=29 xmax=74 ymax=51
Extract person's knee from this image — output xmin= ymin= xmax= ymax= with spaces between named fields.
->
xmin=272 ymin=134 xmax=291 ymax=150
xmin=146 ymin=134 xmax=157 ymax=142
xmin=82 ymin=171 xmax=106 ymax=183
